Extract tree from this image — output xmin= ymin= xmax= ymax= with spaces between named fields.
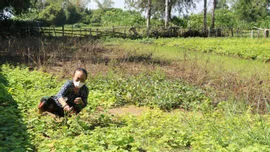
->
xmin=232 ymin=0 xmax=270 ymax=23
xmin=211 ymin=0 xmax=217 ymax=29
xmin=0 ymin=0 xmax=33 ymax=14
xmin=64 ymin=2 xmax=82 ymax=24
xmin=216 ymin=0 xmax=229 ymax=9
xmin=203 ymin=0 xmax=207 ymax=33
xmin=124 ymin=0 xmax=153 ymax=32
xmin=94 ymin=0 xmax=114 ymax=9
xmin=146 ymin=0 xmax=152 ymax=36
xmin=165 ymin=0 xmax=169 ymax=28
xmin=125 ymin=0 xmax=195 ymax=27
xmin=38 ymin=4 xmax=66 ymax=26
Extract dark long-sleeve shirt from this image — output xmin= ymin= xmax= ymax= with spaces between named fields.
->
xmin=53 ymin=80 xmax=89 ymax=113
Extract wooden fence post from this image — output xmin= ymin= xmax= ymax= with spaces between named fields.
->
xmin=62 ymin=25 xmax=64 ymax=37
xmin=80 ymin=28 xmax=82 ymax=37
xmin=230 ymin=28 xmax=234 ymax=37
xmin=89 ymin=28 xmax=92 ymax=37
xmin=250 ymin=30 xmax=254 ymax=38
xmin=53 ymin=26 xmax=56 ymax=36
xmin=112 ymin=26 xmax=115 ymax=37
xmin=72 ymin=25 xmax=73 ymax=36
xmin=264 ymin=29 xmax=269 ymax=38
xmin=257 ymin=30 xmax=260 ymax=38
xmin=124 ymin=26 xmax=126 ymax=38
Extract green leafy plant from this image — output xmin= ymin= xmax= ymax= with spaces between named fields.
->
xmin=1 ymin=64 xmax=269 ymax=151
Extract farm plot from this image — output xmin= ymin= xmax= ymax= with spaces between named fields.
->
xmin=154 ymin=38 xmax=270 ymax=62
xmin=1 ymin=64 xmax=270 ymax=151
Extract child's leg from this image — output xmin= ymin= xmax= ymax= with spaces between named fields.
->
xmin=38 ymin=96 xmax=64 ymax=117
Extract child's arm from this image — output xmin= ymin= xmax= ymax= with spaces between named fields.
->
xmin=56 ymin=81 xmax=72 ymax=108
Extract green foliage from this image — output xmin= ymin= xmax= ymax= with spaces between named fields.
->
xmin=1 ymin=64 xmax=270 ymax=151
xmin=187 ymin=10 xmax=236 ymax=29
xmin=88 ymin=71 xmax=209 ymax=110
xmin=101 ymin=9 xmax=145 ymax=26
xmin=80 ymin=9 xmax=92 ymax=24
xmin=64 ymin=4 xmax=82 ymax=24
xmin=215 ymin=9 xmax=235 ymax=28
xmin=0 ymin=71 xmax=32 ymax=151
xmin=154 ymin=38 xmax=270 ymax=62
xmin=171 ymin=16 xmax=188 ymax=27
xmin=87 ymin=8 xmax=145 ymax=27
xmin=0 ymin=0 xmax=33 ymax=14
xmin=233 ymin=0 xmax=270 ymax=23
xmin=38 ymin=5 xmax=66 ymax=26
xmin=88 ymin=9 xmax=104 ymax=26
xmin=187 ymin=13 xmax=207 ymax=30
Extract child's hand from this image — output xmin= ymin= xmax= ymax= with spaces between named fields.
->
xmin=63 ymin=105 xmax=72 ymax=112
xmin=74 ymin=97 xmax=83 ymax=105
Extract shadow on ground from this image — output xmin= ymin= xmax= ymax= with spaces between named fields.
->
xmin=0 ymin=72 xmax=34 ymax=151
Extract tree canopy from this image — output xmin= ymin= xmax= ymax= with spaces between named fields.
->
xmin=232 ymin=0 xmax=270 ymax=23
xmin=2 ymin=0 xmax=270 ymax=28
xmin=0 ymin=0 xmax=33 ymax=14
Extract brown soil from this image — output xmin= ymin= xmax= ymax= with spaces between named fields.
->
xmin=108 ymin=105 xmax=150 ymax=116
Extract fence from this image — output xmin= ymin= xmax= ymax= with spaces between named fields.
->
xmin=36 ymin=26 xmax=150 ymax=38
xmin=7 ymin=25 xmax=270 ymax=38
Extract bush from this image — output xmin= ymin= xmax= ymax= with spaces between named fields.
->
xmin=38 ymin=5 xmax=66 ymax=26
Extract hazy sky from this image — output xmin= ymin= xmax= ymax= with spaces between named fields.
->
xmin=87 ymin=0 xmax=208 ymax=15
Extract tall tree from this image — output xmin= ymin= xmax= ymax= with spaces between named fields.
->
xmin=211 ymin=0 xmax=217 ymax=29
xmin=125 ymin=0 xmax=153 ymax=30
xmin=203 ymin=0 xmax=207 ymax=33
xmin=125 ymin=0 xmax=195 ymax=27
xmin=146 ymin=0 xmax=152 ymax=36
xmin=165 ymin=0 xmax=169 ymax=28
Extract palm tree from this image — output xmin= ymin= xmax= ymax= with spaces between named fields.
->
xmin=94 ymin=0 xmax=114 ymax=9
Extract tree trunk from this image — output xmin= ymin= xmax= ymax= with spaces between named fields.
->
xmin=146 ymin=0 xmax=152 ymax=36
xmin=211 ymin=0 xmax=217 ymax=29
xmin=165 ymin=0 xmax=169 ymax=28
xmin=168 ymin=2 xmax=172 ymax=22
xmin=203 ymin=0 xmax=207 ymax=35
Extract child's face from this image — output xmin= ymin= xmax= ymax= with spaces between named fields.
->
xmin=73 ymin=70 xmax=87 ymax=83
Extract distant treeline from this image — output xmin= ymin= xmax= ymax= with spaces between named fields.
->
xmin=1 ymin=0 xmax=270 ymax=35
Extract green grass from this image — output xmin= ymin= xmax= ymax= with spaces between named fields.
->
xmin=154 ymin=37 xmax=270 ymax=61
xmin=104 ymin=38 xmax=270 ymax=78
xmin=1 ymin=64 xmax=270 ymax=151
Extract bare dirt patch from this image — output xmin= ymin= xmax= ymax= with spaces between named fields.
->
xmin=109 ymin=105 xmax=150 ymax=116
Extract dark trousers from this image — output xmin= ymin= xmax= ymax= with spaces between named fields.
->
xmin=38 ymin=96 xmax=64 ymax=117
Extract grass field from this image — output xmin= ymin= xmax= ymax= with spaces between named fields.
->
xmin=104 ymin=38 xmax=270 ymax=78
xmin=1 ymin=37 xmax=270 ymax=151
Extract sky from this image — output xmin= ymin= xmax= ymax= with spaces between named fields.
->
xmin=86 ymin=0 xmax=207 ymax=15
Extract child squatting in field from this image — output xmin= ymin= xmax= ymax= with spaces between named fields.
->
xmin=38 ymin=68 xmax=89 ymax=117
